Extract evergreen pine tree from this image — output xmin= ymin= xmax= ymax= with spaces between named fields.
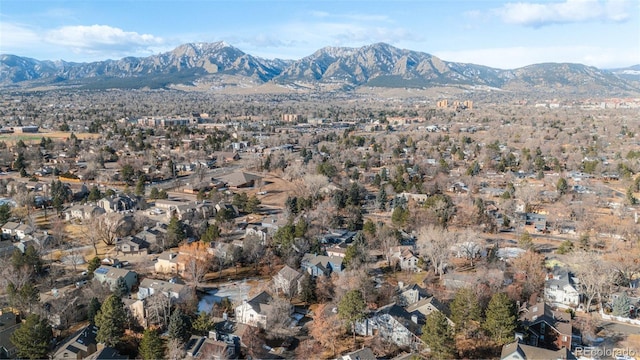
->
xmin=299 ymin=273 xmax=317 ymax=304
xmin=483 ymin=293 xmax=516 ymax=346
xmin=95 ymin=294 xmax=126 ymax=347
xmin=168 ymin=308 xmax=192 ymax=343
xmin=10 ymin=313 xmax=53 ymax=360
xmin=87 ymin=297 xmax=101 ymax=324
xmin=421 ymin=311 xmax=455 ymax=359
xmin=166 ymin=216 xmax=185 ymax=247
xmin=450 ymin=288 xmax=482 ymax=331
xmin=192 ymin=311 xmax=215 ymax=335
xmin=612 ymin=293 xmax=632 ymax=317
xmin=139 ymin=328 xmax=165 ymax=360
xmin=135 ymin=176 xmax=146 ymax=197
xmin=338 ymin=290 xmax=367 ymax=345
xmin=114 ymin=277 xmax=129 ymax=297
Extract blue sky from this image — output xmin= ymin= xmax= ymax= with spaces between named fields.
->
xmin=1 ymin=0 xmax=638 ymax=69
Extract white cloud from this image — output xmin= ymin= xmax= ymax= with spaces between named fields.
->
xmin=309 ymin=11 xmax=390 ymax=22
xmin=435 ymin=45 xmax=639 ymax=69
xmin=494 ymin=0 xmax=631 ymax=26
xmin=0 ymin=22 xmax=41 ymax=50
xmin=45 ymin=25 xmax=164 ymax=51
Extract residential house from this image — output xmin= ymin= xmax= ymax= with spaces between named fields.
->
xmin=235 ymin=291 xmax=275 ymax=328
xmin=26 ymin=231 xmax=54 ymax=249
xmin=356 ymin=303 xmax=425 ymax=350
xmin=64 ymin=204 xmax=105 ymax=221
xmin=138 ymin=278 xmax=191 ymax=303
xmin=217 ymin=171 xmax=261 ymax=188
xmin=501 ymin=341 xmax=576 ymax=360
xmin=320 ymin=229 xmax=357 ymax=245
xmin=14 ymin=223 xmax=33 ymax=240
xmin=392 ymin=248 xmax=420 ymax=272
xmin=518 ymin=302 xmax=573 ymax=350
xmin=341 ymin=347 xmax=377 ymax=360
xmin=524 ymin=213 xmax=548 ymax=233
xmin=85 ymin=345 xmax=128 ymax=360
xmin=93 ymin=266 xmax=138 ymax=292
xmin=0 ymin=311 xmax=20 ymax=359
xmin=397 ymin=192 xmax=429 ymax=205
xmin=260 ymin=215 xmax=288 ymax=233
xmin=154 ymin=199 xmax=186 ymax=212
xmin=215 ymin=203 xmax=239 ymax=217
xmin=273 ymin=265 xmax=303 ymax=297
xmin=397 ymin=282 xmax=430 ymax=306
xmin=98 ymin=194 xmax=138 ymax=213
xmin=545 ymin=267 xmax=580 ymax=309
xmin=52 ymin=324 xmax=99 ymax=359
xmin=406 ymin=296 xmax=455 ymax=328
xmin=300 ymin=253 xmax=344 ymax=277
xmin=245 ymin=226 xmax=268 ymax=245
xmin=117 ymin=236 xmax=148 ymax=255
xmin=135 ymin=224 xmax=167 ymax=251
xmin=1 ymin=221 xmax=20 ymax=239
xmin=213 ymin=151 xmax=240 ymax=164
xmin=154 ymin=251 xmax=186 ymax=275
xmin=122 ymin=298 xmax=146 ymax=329
xmin=185 ymin=334 xmax=236 ymax=360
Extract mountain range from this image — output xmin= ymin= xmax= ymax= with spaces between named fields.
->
xmin=1 ymin=41 xmax=638 ymax=94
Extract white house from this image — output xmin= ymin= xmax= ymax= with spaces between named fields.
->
xmin=138 ymin=278 xmax=190 ymax=303
xmin=355 ymin=303 xmax=425 ymax=351
xmin=544 ymin=267 xmax=580 ymax=309
xmin=235 ymin=291 xmax=273 ymax=328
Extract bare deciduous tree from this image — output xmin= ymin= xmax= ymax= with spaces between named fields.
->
xmin=265 ymin=297 xmax=293 ymax=337
xmin=146 ymin=292 xmax=172 ymax=328
xmin=416 ymin=225 xmax=458 ymax=276
xmin=165 ymin=338 xmax=186 ymax=360
xmin=570 ymin=251 xmax=615 ymax=312
xmin=179 ymin=242 xmax=212 ymax=288
xmin=86 ymin=213 xmax=125 ymax=246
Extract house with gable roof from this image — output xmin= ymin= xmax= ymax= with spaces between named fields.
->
xmin=93 ymin=265 xmax=138 ymax=292
xmin=545 ymin=266 xmax=580 ymax=309
xmin=52 ymin=324 xmax=99 ymax=359
xmin=0 ymin=311 xmax=20 ymax=359
xmin=355 ymin=303 xmax=425 ymax=350
xmin=397 ymin=282 xmax=430 ymax=306
xmin=273 ymin=265 xmax=303 ymax=297
xmin=301 ymin=253 xmax=344 ymax=277
xmin=406 ymin=296 xmax=455 ymax=328
xmin=235 ymin=291 xmax=276 ymax=328
xmin=501 ymin=341 xmax=576 ymax=360
xmin=518 ymin=301 xmax=573 ymax=351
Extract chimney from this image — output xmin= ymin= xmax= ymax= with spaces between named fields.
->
xmin=398 ymin=281 xmax=404 ymax=290
xmin=411 ymin=314 xmax=418 ymax=324
xmin=208 ymin=330 xmax=217 ymax=341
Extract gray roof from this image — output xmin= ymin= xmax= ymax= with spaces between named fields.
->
xmin=501 ymin=341 xmax=576 ymax=359
xmin=247 ymin=291 xmax=273 ymax=314
xmin=342 ymin=347 xmax=376 ymax=360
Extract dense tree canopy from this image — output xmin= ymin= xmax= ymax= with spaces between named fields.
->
xmin=10 ymin=314 xmax=52 ymax=360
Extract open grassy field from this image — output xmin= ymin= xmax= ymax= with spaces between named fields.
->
xmin=0 ymin=131 xmax=100 ymax=145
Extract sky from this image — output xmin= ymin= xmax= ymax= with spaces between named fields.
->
xmin=1 ymin=0 xmax=638 ymax=69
